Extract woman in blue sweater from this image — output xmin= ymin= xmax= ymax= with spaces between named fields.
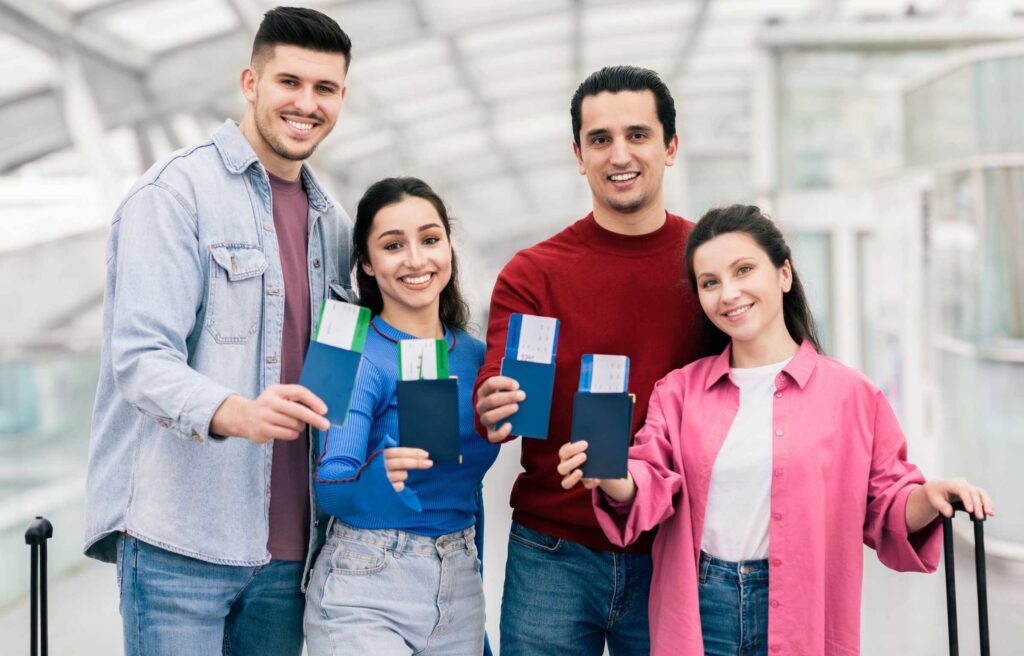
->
xmin=305 ymin=177 xmax=499 ymax=655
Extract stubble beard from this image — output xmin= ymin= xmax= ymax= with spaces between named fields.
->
xmin=254 ymin=109 xmax=320 ymax=163
xmin=606 ymin=191 xmax=648 ymax=214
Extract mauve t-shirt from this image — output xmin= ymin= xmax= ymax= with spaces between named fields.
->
xmin=267 ymin=171 xmax=311 ymax=561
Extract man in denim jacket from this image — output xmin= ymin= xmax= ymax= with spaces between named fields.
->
xmin=84 ymin=8 xmax=353 ymax=655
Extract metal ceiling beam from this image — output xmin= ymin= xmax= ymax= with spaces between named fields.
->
xmin=408 ymin=0 xmax=538 ymax=213
xmin=571 ymin=0 xmax=583 ymax=83
xmin=0 ymin=0 xmax=150 ymax=76
xmin=668 ymin=0 xmax=714 ymax=81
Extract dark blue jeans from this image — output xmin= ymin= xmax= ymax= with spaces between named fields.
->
xmin=116 ymin=535 xmax=304 ymax=656
xmin=698 ymin=551 xmax=769 ymax=656
xmin=499 ymin=522 xmax=652 ymax=656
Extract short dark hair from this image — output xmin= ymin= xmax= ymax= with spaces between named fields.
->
xmin=251 ymin=6 xmax=352 ymax=71
xmin=684 ymin=204 xmax=823 ymax=357
xmin=570 ymin=66 xmax=677 ymax=148
xmin=352 ymin=177 xmax=471 ymax=332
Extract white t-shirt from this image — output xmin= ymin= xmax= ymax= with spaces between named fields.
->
xmin=700 ymin=357 xmax=791 ymax=561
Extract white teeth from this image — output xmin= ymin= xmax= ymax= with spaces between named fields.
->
xmin=610 ymin=172 xmax=639 ymax=182
xmin=286 ymin=119 xmax=313 ymax=131
xmin=402 ymin=274 xmax=431 ymax=285
xmin=726 ymin=305 xmax=751 ymax=318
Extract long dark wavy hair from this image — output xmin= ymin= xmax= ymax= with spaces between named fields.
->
xmin=684 ymin=204 xmax=823 ymax=357
xmin=352 ymin=177 xmax=471 ymax=332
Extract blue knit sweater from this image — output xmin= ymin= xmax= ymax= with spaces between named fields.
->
xmin=314 ymin=316 xmax=499 ymax=536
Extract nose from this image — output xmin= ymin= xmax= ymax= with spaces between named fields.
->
xmin=609 ymin=137 xmax=631 ymax=168
xmin=720 ymin=277 xmax=742 ymax=303
xmin=404 ymin=243 xmax=426 ymax=269
xmin=293 ymin=85 xmax=317 ymax=116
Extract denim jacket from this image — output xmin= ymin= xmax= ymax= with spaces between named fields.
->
xmin=84 ymin=120 xmax=351 ymax=582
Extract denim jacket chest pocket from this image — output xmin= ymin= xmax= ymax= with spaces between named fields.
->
xmin=206 ymin=243 xmax=267 ymax=344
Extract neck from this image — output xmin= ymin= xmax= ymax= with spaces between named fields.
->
xmin=730 ymin=322 xmax=800 ymax=368
xmin=239 ymin=113 xmax=303 ymax=181
xmin=591 ymin=200 xmax=667 ymax=236
xmin=379 ymin=302 xmax=444 ymax=340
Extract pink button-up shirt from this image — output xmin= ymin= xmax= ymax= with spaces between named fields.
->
xmin=593 ymin=340 xmax=942 ymax=656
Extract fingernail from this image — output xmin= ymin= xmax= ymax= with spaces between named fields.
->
xmin=517 ymin=391 xmax=526 ymax=400
xmin=425 ymin=460 xmax=433 ymax=466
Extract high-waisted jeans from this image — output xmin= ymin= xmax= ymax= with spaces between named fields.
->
xmin=304 ymin=521 xmax=484 ymax=656
xmin=698 ymin=551 xmax=770 ymax=656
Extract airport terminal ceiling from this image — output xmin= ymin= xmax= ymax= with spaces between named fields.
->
xmin=3 ymin=0 xmax=1024 ymax=239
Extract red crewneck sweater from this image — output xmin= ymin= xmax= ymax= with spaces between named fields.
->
xmin=475 ymin=212 xmax=704 ymax=552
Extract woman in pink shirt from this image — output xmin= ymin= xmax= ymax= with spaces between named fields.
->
xmin=557 ymin=205 xmax=994 ymax=656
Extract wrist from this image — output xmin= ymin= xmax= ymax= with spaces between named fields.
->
xmin=211 ymin=394 xmax=251 ymax=439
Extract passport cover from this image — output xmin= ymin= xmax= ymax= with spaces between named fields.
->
xmin=500 ymin=357 xmax=556 ymax=439
xmin=570 ymin=392 xmax=634 ymax=478
xmin=299 ymin=341 xmax=362 ymax=427
xmin=397 ymin=378 xmax=461 ymax=463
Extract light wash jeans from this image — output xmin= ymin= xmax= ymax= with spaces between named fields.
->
xmin=305 ymin=521 xmax=485 ymax=655
xmin=698 ymin=551 xmax=770 ymax=656
xmin=116 ymin=534 xmax=304 ymax=656
xmin=499 ymin=522 xmax=652 ymax=656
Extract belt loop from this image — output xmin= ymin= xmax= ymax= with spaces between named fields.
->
xmin=699 ymin=551 xmax=710 ymax=584
xmin=394 ymin=530 xmax=405 ymax=558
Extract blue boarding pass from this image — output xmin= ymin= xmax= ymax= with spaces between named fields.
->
xmin=578 ymin=354 xmax=630 ymax=393
xmin=505 ymin=313 xmax=560 ymax=364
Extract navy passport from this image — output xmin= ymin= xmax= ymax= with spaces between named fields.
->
xmin=398 ymin=378 xmax=461 ymax=464
xmin=500 ymin=358 xmax=556 ymax=439
xmin=570 ymin=392 xmax=634 ymax=478
xmin=299 ymin=341 xmax=361 ymax=426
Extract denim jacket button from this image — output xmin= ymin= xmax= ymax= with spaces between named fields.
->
xmin=313 ymin=258 xmax=321 ymax=268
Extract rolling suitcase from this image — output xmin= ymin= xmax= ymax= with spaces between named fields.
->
xmin=943 ymin=500 xmax=989 ymax=656
xmin=25 ymin=516 xmax=53 ymax=656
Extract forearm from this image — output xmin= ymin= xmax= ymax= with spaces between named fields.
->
xmin=905 ymin=484 xmax=939 ymax=533
xmin=600 ymin=474 xmax=637 ymax=504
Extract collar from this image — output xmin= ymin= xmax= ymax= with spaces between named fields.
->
xmin=704 ymin=339 xmax=818 ymax=391
xmin=370 ymin=315 xmax=456 ymax=351
xmin=210 ymin=120 xmax=333 ymax=212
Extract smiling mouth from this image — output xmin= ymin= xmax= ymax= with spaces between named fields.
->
xmin=400 ymin=273 xmax=434 ymax=286
xmin=282 ymin=116 xmax=319 ymax=132
xmin=723 ymin=303 xmax=753 ymax=320
xmin=608 ymin=172 xmax=639 ymax=182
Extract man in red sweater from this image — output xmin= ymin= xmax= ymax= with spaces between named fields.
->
xmin=475 ymin=66 xmax=705 ymax=655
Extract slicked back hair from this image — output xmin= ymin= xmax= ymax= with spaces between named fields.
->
xmin=684 ymin=204 xmax=823 ymax=357
xmin=251 ymin=6 xmax=352 ymax=71
xmin=570 ymin=65 xmax=677 ymax=148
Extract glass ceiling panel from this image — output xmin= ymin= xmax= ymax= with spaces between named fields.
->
xmin=583 ymin=1 xmax=694 ymax=34
xmin=457 ymin=14 xmax=572 ymax=54
xmin=95 ymin=0 xmax=238 ymax=54
xmin=0 ymin=36 xmax=53 ymax=103
xmin=422 ymin=0 xmax=570 ymax=34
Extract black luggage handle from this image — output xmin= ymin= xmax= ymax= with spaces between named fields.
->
xmin=943 ymin=499 xmax=989 ymax=656
xmin=25 ymin=516 xmax=53 ymax=656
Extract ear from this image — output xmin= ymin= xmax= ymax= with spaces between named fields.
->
xmin=573 ymin=141 xmax=586 ymax=175
xmin=361 ymin=259 xmax=374 ymax=278
xmin=664 ymin=133 xmax=679 ymax=167
xmin=241 ymin=66 xmax=258 ymax=103
xmin=780 ymin=259 xmax=793 ymax=293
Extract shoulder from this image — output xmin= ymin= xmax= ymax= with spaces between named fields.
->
xmin=499 ymin=217 xmax=589 ymax=276
xmin=807 ymin=353 xmax=882 ymax=403
xmin=650 ymin=353 xmax=719 ymax=399
xmin=453 ymin=329 xmax=485 ymax=365
xmin=119 ymin=140 xmax=221 ymax=216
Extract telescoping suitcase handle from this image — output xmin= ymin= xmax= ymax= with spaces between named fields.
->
xmin=25 ymin=516 xmax=53 ymax=656
xmin=943 ymin=500 xmax=989 ymax=656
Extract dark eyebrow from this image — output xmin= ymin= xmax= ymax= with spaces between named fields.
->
xmin=696 ymin=257 xmax=757 ymax=279
xmin=376 ymin=223 xmax=443 ymax=240
xmin=627 ymin=124 xmax=653 ymax=132
xmin=585 ymin=128 xmax=611 ymax=140
xmin=275 ymin=73 xmax=340 ymax=91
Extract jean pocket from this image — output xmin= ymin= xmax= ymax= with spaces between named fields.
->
xmin=205 ymin=243 xmax=267 ymax=344
xmin=329 ymin=537 xmax=389 ymax=575
xmin=508 ymin=523 xmax=562 ymax=553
